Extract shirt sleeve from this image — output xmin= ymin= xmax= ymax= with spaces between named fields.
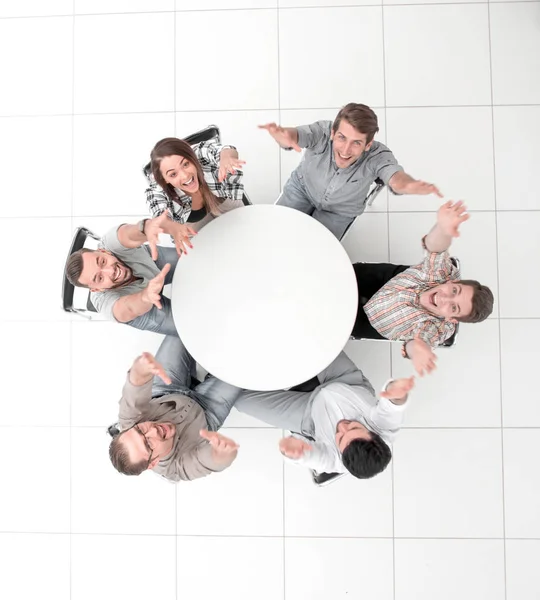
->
xmin=145 ymin=178 xmax=172 ymax=219
xmin=168 ymin=440 xmax=235 ymax=482
xmin=296 ymin=120 xmax=332 ymax=152
xmin=100 ymin=225 xmax=130 ymax=254
xmin=118 ymin=374 xmax=153 ymax=426
xmin=418 ymin=236 xmax=459 ymax=283
xmin=369 ymin=386 xmax=408 ymax=441
xmin=365 ymin=142 xmax=404 ymax=185
xmin=195 ymin=140 xmax=235 ymax=167
xmin=283 ymin=434 xmax=344 ymax=474
xmin=405 ymin=318 xmax=456 ymax=348
xmin=90 ymin=289 xmax=121 ymax=321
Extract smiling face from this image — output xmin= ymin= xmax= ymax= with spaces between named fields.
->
xmin=121 ymin=421 xmax=177 ymax=471
xmin=159 ymin=154 xmax=200 ymax=196
xmin=78 ymin=250 xmax=133 ymax=291
xmin=335 ymin=419 xmax=372 ymax=453
xmin=331 ymin=119 xmax=373 ymax=169
xmin=419 ymin=281 xmax=475 ymax=320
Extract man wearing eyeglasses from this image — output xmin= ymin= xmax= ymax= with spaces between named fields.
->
xmin=108 ymin=336 xmax=241 ymax=482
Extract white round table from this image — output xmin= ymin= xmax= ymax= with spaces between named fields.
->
xmin=171 ymin=205 xmax=358 ymax=390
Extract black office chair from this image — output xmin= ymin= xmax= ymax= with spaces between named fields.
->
xmin=143 ymin=124 xmax=252 ymax=206
xmin=339 ymin=177 xmax=385 ymax=241
xmin=62 ymin=226 xmax=101 ymax=318
xmin=350 ymin=257 xmax=461 ymax=348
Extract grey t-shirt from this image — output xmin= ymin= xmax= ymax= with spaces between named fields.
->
xmin=90 ymin=225 xmax=160 ymax=320
xmin=292 ymin=120 xmax=403 ymax=218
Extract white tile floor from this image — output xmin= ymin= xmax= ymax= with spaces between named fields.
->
xmin=0 ymin=1 xmax=538 ymax=599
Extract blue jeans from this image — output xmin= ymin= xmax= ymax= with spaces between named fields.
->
xmin=126 ymin=245 xmax=180 ymax=337
xmin=151 ymin=336 xmax=242 ymax=431
xmin=279 ymin=170 xmax=355 ymax=240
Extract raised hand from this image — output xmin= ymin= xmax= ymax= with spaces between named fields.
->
xmin=258 ymin=123 xmax=301 ymax=152
xmin=131 ymin=352 xmax=172 ymax=385
xmin=402 ymin=179 xmax=442 ymax=198
xmin=218 ymin=154 xmax=246 ymax=183
xmin=381 ymin=376 xmax=415 ymax=402
xmin=141 ymin=263 xmax=170 ymax=310
xmin=144 ymin=211 xmax=172 ymax=260
xmin=279 ymin=436 xmax=312 ymax=459
xmin=437 ymin=200 xmax=470 ymax=238
xmin=170 ymin=222 xmax=196 ymax=256
xmin=408 ymin=335 xmax=438 ymax=377
xmin=200 ymin=430 xmax=239 ymax=463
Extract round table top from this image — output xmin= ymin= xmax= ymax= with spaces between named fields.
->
xmin=171 ymin=204 xmax=358 ymax=391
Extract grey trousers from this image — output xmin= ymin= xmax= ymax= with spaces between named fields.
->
xmin=235 ymin=351 xmax=373 ymax=433
xmin=279 ymin=170 xmax=355 ymax=240
xmin=152 ymin=336 xmax=242 ymax=431
xmin=126 ymin=245 xmax=180 ymax=337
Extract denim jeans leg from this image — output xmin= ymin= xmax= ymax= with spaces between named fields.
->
xmin=151 ymin=335 xmax=196 ymax=398
xmin=126 ymin=296 xmax=178 ymax=337
xmin=192 ymin=377 xmax=243 ymax=431
xmin=278 ymin=171 xmax=315 ymax=215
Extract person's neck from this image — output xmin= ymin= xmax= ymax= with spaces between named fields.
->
xmin=191 ymin=191 xmax=204 ymax=210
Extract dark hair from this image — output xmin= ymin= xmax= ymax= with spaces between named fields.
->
xmin=65 ymin=248 xmax=93 ymax=289
xmin=332 ymin=103 xmax=379 ymax=144
xmin=341 ymin=432 xmax=391 ymax=479
xmin=455 ymin=280 xmax=494 ymax=323
xmin=109 ymin=430 xmax=148 ymax=477
xmin=150 ymin=137 xmax=222 ymax=217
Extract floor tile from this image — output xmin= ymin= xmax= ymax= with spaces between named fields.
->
xmin=494 ymin=106 xmax=540 ymax=211
xmin=395 ymin=539 xmax=505 ymax=600
xmin=497 ymin=211 xmax=540 ymax=318
xmin=279 ymin=7 xmax=384 ymax=109
xmin=175 ymin=10 xmax=278 ymax=111
xmin=0 ymin=533 xmax=70 ymax=600
xmin=490 ymin=2 xmax=540 ymax=105
xmin=176 ymin=429 xmax=284 ymax=536
xmin=286 ymin=538 xmax=393 ymax=600
xmin=72 ymin=534 xmax=176 ymax=600
xmin=387 ymin=107 xmax=495 ymax=211
xmin=393 ymin=429 xmax=504 ymax=537
xmin=74 ymin=13 xmax=174 ymax=113
xmin=391 ymin=320 xmax=501 ymax=428
xmin=0 ymin=16 xmax=72 ymax=116
xmin=0 ymin=427 xmax=70 ymax=532
xmin=384 ymin=4 xmax=491 ymax=106
xmin=506 ymin=539 xmax=540 ymax=600
xmin=284 ymin=460 xmax=393 ymax=537
xmin=503 ymin=428 xmax=540 ymax=538
xmin=177 ymin=537 xmax=284 ymax=600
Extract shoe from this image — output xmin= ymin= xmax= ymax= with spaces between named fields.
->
xmin=311 ymin=470 xmax=345 ymax=486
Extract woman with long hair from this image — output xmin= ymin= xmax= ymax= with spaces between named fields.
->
xmin=144 ymin=136 xmax=246 ymax=231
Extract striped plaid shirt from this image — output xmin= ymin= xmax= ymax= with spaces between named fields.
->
xmin=364 ymin=237 xmax=459 ymax=348
xmin=143 ymin=140 xmax=244 ymax=223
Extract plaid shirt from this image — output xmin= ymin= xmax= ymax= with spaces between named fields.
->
xmin=364 ymin=237 xmax=459 ymax=348
xmin=143 ymin=140 xmax=244 ymax=223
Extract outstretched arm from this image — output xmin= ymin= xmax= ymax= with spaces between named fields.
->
xmin=258 ymin=123 xmax=301 ymax=151
xmin=389 ymin=171 xmax=442 ymax=198
xmin=424 ymin=200 xmax=469 ymax=253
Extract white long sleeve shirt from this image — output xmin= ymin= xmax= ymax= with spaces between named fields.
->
xmin=287 ymin=381 xmax=408 ymax=474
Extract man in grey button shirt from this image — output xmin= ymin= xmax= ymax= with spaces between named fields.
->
xmin=65 ymin=212 xmax=195 ymax=336
xmin=260 ymin=103 xmax=441 ymax=239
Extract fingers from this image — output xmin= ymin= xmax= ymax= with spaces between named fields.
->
xmin=258 ymin=123 xmax=278 ymax=132
xmin=160 ymin=263 xmax=171 ymax=278
xmin=199 ymin=430 xmax=239 ymax=451
xmin=149 ymin=240 xmax=158 ymax=261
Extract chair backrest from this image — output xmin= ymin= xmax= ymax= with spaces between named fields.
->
xmin=143 ymin=124 xmax=222 ymax=179
xmin=62 ymin=226 xmax=101 ymax=316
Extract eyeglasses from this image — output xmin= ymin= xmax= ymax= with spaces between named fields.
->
xmin=134 ymin=424 xmax=154 ymax=469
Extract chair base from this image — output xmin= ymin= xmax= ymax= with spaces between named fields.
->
xmin=311 ymin=470 xmax=345 ymax=486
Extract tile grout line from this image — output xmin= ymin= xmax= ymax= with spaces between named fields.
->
xmin=69 ymin=4 xmax=76 ymax=600
xmin=380 ymin=5 xmax=397 ymax=599
xmin=277 ymin=10 xmax=286 ymax=597
xmin=486 ymin=3 xmax=508 ymax=598
xmin=2 ymin=2 xmax=540 ymax=20
xmin=1 ymin=102 xmax=540 ymax=119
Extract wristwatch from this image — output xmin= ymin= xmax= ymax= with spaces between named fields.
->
xmin=138 ymin=218 xmax=148 ymax=235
